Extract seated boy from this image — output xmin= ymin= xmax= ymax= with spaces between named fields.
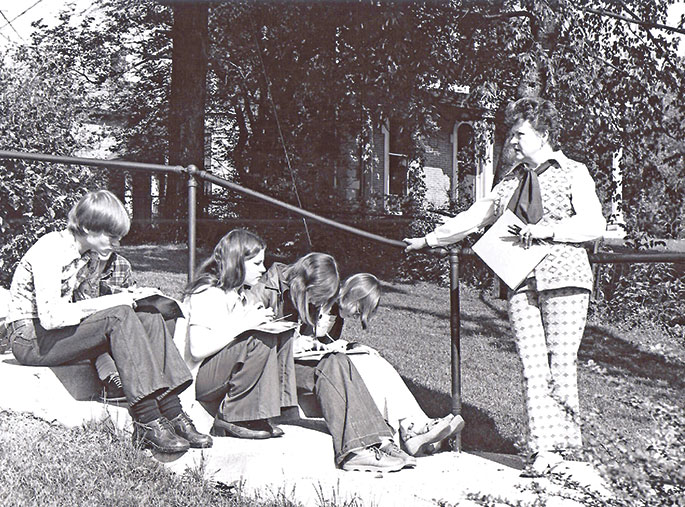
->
xmin=5 ymin=189 xmax=211 ymax=453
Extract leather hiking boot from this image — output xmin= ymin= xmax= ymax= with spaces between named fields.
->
xmin=170 ymin=412 xmax=213 ymax=448
xmin=211 ymin=417 xmax=271 ymax=439
xmin=380 ymin=441 xmax=417 ymax=468
xmin=133 ymin=417 xmax=190 ymax=453
xmin=341 ymin=445 xmax=405 ymax=473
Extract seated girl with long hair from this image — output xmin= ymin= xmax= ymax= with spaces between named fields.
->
xmin=183 ymin=229 xmax=297 ymax=439
xmin=247 ymin=252 xmax=410 ymax=473
xmin=316 ymin=273 xmax=465 ymax=457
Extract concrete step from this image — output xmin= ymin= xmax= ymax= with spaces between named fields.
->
xmin=0 ymin=352 xmax=610 ymax=506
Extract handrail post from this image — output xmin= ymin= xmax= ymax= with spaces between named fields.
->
xmin=449 ymin=246 xmax=462 ymax=451
xmin=186 ymin=165 xmax=198 ymax=283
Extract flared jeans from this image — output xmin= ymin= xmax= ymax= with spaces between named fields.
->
xmin=9 ymin=306 xmax=192 ymax=406
xmin=194 ymin=330 xmax=297 ymax=422
xmin=296 ymin=352 xmax=393 ymax=465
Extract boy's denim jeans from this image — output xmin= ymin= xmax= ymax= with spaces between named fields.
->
xmin=9 ymin=306 xmax=192 ymax=406
xmin=296 ymin=352 xmax=393 ymax=465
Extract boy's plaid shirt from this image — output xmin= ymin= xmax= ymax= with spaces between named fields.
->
xmin=73 ymin=252 xmax=134 ymax=301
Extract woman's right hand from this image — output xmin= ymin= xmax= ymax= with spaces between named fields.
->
xmin=403 ymin=237 xmax=428 ymax=252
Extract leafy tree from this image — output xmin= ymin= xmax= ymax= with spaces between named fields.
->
xmin=0 ymin=36 xmax=106 ymax=286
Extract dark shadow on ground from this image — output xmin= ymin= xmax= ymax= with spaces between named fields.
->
xmin=382 ymin=303 xmax=450 ymax=320
xmin=382 ymin=302 xmax=512 ymax=343
xmin=402 ymin=377 xmax=518 ymax=455
xmin=478 ymin=291 xmax=509 ymax=320
xmin=119 ymin=245 xmax=191 ymax=274
xmin=580 ymin=324 xmax=685 ymax=390
xmin=379 ymin=282 xmax=412 ymax=295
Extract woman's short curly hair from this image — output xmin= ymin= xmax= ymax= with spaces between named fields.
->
xmin=505 ymin=97 xmax=559 ymax=147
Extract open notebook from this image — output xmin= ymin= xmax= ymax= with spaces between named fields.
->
xmin=472 ymin=209 xmax=552 ymax=290
xmin=253 ymin=320 xmax=299 ymax=334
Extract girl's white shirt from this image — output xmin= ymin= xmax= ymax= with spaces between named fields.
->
xmin=184 ymin=286 xmax=250 ymax=364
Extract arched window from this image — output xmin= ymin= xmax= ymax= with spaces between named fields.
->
xmin=456 ymin=123 xmax=476 ymax=209
xmin=388 ymin=121 xmax=410 ymax=196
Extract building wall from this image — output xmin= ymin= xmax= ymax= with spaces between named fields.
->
xmin=334 ymin=113 xmax=494 ymax=211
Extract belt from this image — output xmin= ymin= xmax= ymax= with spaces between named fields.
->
xmin=6 ymin=318 xmax=35 ymax=332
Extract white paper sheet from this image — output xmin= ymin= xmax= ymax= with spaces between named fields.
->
xmin=472 ymin=209 xmax=552 ymax=290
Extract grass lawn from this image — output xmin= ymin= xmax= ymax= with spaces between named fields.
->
xmin=1 ymin=243 xmax=682 ymax=506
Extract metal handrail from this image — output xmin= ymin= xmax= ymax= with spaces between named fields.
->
xmin=2 ymin=148 xmax=683 ymax=453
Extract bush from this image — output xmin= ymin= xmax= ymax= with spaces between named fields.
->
xmin=593 ymin=234 xmax=684 ymax=337
xmin=0 ymin=44 xmax=106 ymax=287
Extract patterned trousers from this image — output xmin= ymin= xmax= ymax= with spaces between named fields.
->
xmin=508 ymin=285 xmax=589 ymax=453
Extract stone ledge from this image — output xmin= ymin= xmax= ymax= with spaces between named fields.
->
xmin=0 ymin=352 xmax=609 ymax=506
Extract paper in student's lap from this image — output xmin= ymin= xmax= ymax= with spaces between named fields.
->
xmin=472 ymin=209 xmax=552 ymax=290
xmin=254 ymin=320 xmax=299 ymax=334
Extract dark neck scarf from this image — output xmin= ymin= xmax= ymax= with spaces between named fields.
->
xmin=506 ymin=159 xmax=559 ymax=224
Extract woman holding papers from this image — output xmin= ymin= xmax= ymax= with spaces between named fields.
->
xmin=184 ymin=229 xmax=297 ymax=439
xmin=404 ymin=97 xmax=606 ymax=476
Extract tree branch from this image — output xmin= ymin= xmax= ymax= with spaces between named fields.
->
xmin=583 ymin=6 xmax=685 ymax=36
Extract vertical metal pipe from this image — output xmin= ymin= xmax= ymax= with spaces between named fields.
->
xmin=449 ymin=247 xmax=462 ymax=451
xmin=186 ymin=165 xmax=198 ymax=283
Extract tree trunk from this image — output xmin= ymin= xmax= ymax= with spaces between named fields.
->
xmin=161 ymin=2 xmax=209 ymax=222
xmin=131 ymin=172 xmax=152 ymax=224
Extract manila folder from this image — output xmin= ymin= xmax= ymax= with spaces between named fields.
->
xmin=471 ymin=210 xmax=551 ymax=290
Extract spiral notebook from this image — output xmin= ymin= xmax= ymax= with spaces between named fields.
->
xmin=472 ymin=210 xmax=552 ymax=290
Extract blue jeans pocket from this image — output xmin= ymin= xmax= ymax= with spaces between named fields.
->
xmin=8 ymin=322 xmax=37 ymax=363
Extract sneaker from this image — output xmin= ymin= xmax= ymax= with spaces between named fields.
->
xmin=132 ymin=417 xmax=190 ymax=454
xmin=341 ymin=445 xmax=406 ymax=473
xmin=380 ymin=441 xmax=417 ymax=468
xmin=100 ymin=374 xmax=126 ymax=403
xmin=520 ymin=450 xmax=564 ymax=478
xmin=400 ymin=415 xmax=455 ymax=456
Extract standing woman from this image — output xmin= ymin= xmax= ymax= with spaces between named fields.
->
xmin=184 ymin=229 xmax=297 ymax=439
xmin=6 ymin=190 xmax=211 ymax=453
xmin=404 ymin=97 xmax=606 ymax=475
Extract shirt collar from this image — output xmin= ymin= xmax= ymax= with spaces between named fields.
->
xmin=506 ymin=150 xmax=566 ymax=177
xmin=62 ymin=229 xmax=85 ymax=259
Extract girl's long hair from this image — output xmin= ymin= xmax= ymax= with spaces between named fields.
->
xmin=184 ymin=229 xmax=265 ymax=295
xmin=338 ymin=273 xmax=381 ymax=330
xmin=284 ymin=252 xmax=339 ymax=327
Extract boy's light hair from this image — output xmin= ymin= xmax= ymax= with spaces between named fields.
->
xmin=339 ymin=273 xmax=380 ymax=330
xmin=67 ymin=190 xmax=130 ymax=238
xmin=284 ymin=252 xmax=339 ymax=327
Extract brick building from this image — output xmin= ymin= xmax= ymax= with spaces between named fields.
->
xmin=333 ymin=89 xmax=497 ymax=212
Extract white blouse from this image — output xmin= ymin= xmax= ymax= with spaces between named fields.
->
xmin=425 ymin=151 xmax=606 ymax=247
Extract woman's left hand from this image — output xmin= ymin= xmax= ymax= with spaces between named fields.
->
xmin=509 ymin=223 xmax=554 ymax=249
